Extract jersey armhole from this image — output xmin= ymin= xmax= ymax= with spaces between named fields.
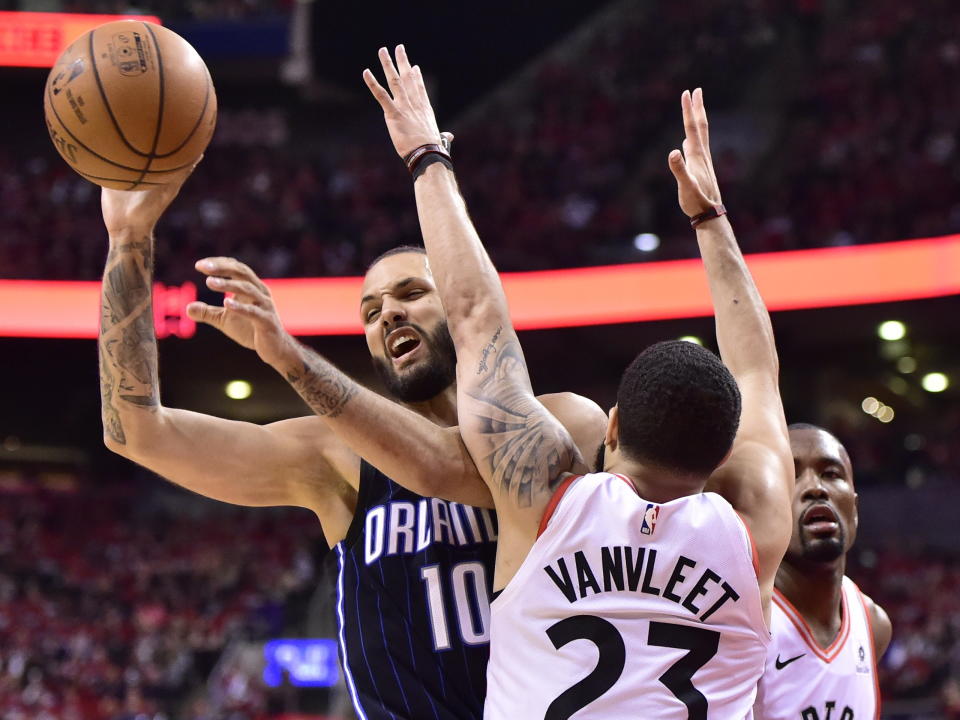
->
xmin=734 ymin=511 xmax=761 ymax=578
xmin=856 ymin=585 xmax=883 ymax=720
xmin=342 ymin=459 xmax=380 ymax=548
xmin=537 ymin=474 xmax=581 ymax=538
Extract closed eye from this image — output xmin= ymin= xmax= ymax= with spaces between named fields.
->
xmin=365 ymin=307 xmax=381 ymax=323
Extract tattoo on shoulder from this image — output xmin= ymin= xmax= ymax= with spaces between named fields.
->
xmin=466 ymin=331 xmax=576 ymax=507
xmin=286 ymin=356 xmax=358 ymax=419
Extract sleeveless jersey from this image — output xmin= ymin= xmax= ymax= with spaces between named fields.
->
xmin=485 ymin=472 xmax=769 ymax=720
xmin=754 ymin=577 xmax=880 ymax=720
xmin=332 ymin=460 xmax=498 ymax=720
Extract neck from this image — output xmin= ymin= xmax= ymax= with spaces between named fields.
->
xmin=775 ymin=557 xmax=846 ymax=638
xmin=404 ymin=383 xmax=458 ymax=427
xmin=605 ymin=458 xmax=706 ymax=503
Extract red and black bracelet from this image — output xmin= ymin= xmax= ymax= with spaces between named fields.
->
xmin=403 ymin=143 xmax=453 ymax=181
xmin=690 ymin=203 xmax=727 ymax=228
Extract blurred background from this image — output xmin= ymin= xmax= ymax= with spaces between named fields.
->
xmin=1 ymin=0 xmax=959 ymax=718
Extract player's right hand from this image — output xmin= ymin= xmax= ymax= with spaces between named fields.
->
xmin=363 ymin=45 xmax=444 ymax=160
xmin=101 ymin=159 xmax=200 ymax=235
xmin=186 ymin=257 xmax=297 ymax=369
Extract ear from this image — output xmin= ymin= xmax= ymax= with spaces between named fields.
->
xmin=605 ymin=405 xmax=620 ymax=452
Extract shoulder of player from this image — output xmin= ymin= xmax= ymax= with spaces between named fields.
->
xmin=536 ymin=392 xmax=606 ymax=460
xmin=856 ymin=588 xmax=893 ymax=658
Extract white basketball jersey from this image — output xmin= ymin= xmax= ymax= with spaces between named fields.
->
xmin=485 ymin=472 xmax=769 ymax=720
xmin=754 ymin=578 xmax=880 ymax=720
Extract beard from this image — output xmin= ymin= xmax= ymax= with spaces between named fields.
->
xmin=796 ymin=523 xmax=846 ymax=564
xmin=371 ymin=320 xmax=457 ymax=403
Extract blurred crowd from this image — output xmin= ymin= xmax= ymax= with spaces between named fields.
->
xmin=852 ymin=547 xmax=960 ymax=718
xmin=3 ymin=0 xmax=960 ymax=282
xmin=0 ymin=485 xmax=321 ymax=720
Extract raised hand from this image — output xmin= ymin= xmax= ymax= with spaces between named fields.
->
xmin=668 ymin=88 xmax=723 ymax=218
xmin=363 ymin=45 xmax=444 ymax=159
xmin=187 ymin=257 xmax=296 ymax=368
xmin=101 ymin=161 xmax=199 ymax=235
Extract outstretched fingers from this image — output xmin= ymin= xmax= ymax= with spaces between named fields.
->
xmin=363 ymin=68 xmax=394 ymax=111
xmin=378 ymin=46 xmax=407 ymax=103
xmin=195 ymin=257 xmax=269 ymax=295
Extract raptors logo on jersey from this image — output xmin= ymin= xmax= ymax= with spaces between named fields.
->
xmin=754 ymin=577 xmax=880 ymax=720
xmin=485 ymin=472 xmax=769 ymax=719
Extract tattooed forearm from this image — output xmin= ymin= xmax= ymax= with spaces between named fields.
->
xmin=285 ymin=347 xmax=359 ymax=419
xmin=464 ymin=335 xmax=578 ymax=507
xmin=99 ymin=235 xmax=160 ymax=444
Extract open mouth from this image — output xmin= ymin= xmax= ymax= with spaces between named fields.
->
xmin=386 ymin=327 xmax=423 ymax=363
xmin=801 ymin=503 xmax=840 ymax=536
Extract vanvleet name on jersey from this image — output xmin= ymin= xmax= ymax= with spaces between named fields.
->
xmin=544 ymin=545 xmax=741 ymax=622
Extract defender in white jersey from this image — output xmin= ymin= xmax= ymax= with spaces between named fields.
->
xmin=488 ymin=473 xmax=769 ymax=718
xmin=755 ymin=425 xmax=891 ymax=720
xmin=365 ymin=51 xmax=793 ymax=719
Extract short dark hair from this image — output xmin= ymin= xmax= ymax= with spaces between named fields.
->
xmin=788 ymin=422 xmax=827 ymax=433
xmin=367 ymin=245 xmax=427 ymax=272
xmin=616 ymin=340 xmax=741 ymax=476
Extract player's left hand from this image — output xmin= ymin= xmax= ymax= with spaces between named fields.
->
xmin=187 ymin=256 xmax=297 ymax=370
xmin=363 ymin=45 xmax=445 ymax=159
xmin=668 ymin=88 xmax=723 ymax=218
xmin=101 ymin=158 xmax=201 ymax=235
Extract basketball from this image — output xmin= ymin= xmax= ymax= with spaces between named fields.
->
xmin=43 ymin=21 xmax=216 ymax=190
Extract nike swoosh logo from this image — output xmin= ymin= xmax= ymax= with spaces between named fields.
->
xmin=775 ymin=653 xmax=806 ymax=670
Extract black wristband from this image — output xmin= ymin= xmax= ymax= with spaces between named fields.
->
xmin=412 ymin=152 xmax=453 ymax=181
xmin=690 ymin=204 xmax=727 ymax=228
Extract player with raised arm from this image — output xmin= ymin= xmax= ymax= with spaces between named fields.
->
xmin=755 ymin=424 xmax=891 ymax=720
xmin=364 ymin=47 xmax=792 ymax=717
xmin=97 ymin=172 xmax=606 ymax=717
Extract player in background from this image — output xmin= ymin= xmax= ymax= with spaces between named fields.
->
xmin=97 ymin=175 xmax=605 ymax=718
xmin=364 ymin=46 xmax=793 ymax=717
xmin=754 ymin=424 xmax=892 ymax=720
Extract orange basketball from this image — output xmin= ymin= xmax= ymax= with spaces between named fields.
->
xmin=43 ymin=21 xmax=217 ymax=190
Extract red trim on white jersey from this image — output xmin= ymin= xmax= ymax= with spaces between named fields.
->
xmin=734 ymin=511 xmax=761 ymax=578
xmin=772 ymin=588 xmax=851 ymax=663
xmin=857 ymin=588 xmax=882 ymax=719
xmin=537 ymin=475 xmax=581 ymax=538
xmin=611 ymin=473 xmax=638 ymax=494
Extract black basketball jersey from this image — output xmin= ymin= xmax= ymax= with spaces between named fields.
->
xmin=332 ymin=459 xmax=498 ymax=720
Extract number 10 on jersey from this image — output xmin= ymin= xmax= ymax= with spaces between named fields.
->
xmin=420 ymin=561 xmax=491 ymax=651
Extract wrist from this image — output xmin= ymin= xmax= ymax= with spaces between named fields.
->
xmin=689 ymin=203 xmax=727 ymax=228
xmin=108 ymin=226 xmax=155 ymax=243
xmin=269 ymin=332 xmax=305 ymax=374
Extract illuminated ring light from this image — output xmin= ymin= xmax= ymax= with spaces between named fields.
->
xmin=1 ymin=235 xmax=959 ymax=339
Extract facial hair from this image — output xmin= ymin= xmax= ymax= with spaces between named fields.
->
xmin=371 ymin=320 xmax=457 ymax=403
xmin=797 ymin=520 xmax=846 ymax=564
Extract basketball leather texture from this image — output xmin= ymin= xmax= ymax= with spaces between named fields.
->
xmin=43 ymin=21 xmax=217 ymax=190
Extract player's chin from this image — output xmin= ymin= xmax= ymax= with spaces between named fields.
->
xmin=800 ymin=535 xmax=845 ymax=563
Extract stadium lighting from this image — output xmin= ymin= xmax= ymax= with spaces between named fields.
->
xmin=896 ymin=356 xmax=917 ymax=374
xmin=877 ymin=320 xmax=906 ymax=341
xmin=861 ymin=397 xmax=880 ymax=414
xmin=633 ymin=233 xmax=661 ymax=252
xmin=877 ymin=405 xmax=895 ymax=423
xmin=679 ymin=336 xmax=703 ymax=345
xmin=225 ymin=380 xmax=253 ymax=400
xmin=921 ymin=373 xmax=949 ymax=393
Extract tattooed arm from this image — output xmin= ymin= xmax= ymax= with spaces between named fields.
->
xmin=365 ymin=46 xmax=585 ymax=584
xmin=98 ymin=185 xmax=362 ymax=544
